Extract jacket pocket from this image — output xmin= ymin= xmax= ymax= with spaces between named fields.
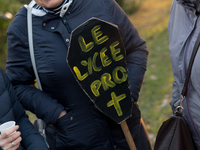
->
xmin=55 ymin=111 xmax=74 ymax=150
xmin=170 ymin=81 xmax=182 ymax=114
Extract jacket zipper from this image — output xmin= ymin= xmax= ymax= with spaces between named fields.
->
xmin=184 ymin=31 xmax=200 ymax=141
xmin=184 ymin=32 xmax=193 ymax=73
xmin=62 ymin=16 xmax=72 ymax=33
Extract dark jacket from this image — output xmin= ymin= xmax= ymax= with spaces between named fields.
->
xmin=0 ymin=68 xmax=48 ymax=150
xmin=6 ymin=0 xmax=152 ymax=149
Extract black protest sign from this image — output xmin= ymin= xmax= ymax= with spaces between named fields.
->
xmin=67 ymin=18 xmax=133 ymax=124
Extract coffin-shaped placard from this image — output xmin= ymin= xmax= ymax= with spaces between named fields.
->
xmin=67 ymin=18 xmax=133 ymax=124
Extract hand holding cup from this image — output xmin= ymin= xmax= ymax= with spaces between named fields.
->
xmin=0 ymin=121 xmax=22 ymax=150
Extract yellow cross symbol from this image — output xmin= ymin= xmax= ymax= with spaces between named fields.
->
xmin=107 ymin=92 xmax=126 ymax=116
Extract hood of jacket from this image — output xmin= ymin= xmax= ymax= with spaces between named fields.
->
xmin=177 ymin=0 xmax=200 ymax=12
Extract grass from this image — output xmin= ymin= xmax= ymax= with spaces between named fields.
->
xmin=0 ymin=50 xmax=7 ymax=70
xmin=128 ymin=0 xmax=174 ymax=146
xmin=139 ymin=28 xmax=174 ymax=145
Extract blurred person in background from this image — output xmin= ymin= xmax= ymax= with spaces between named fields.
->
xmin=168 ymin=0 xmax=200 ymax=148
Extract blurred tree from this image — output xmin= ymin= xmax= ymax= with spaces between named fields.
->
xmin=116 ymin=0 xmax=124 ymax=7
xmin=0 ymin=0 xmax=27 ymax=69
xmin=19 ymin=0 xmax=31 ymax=4
xmin=116 ymin=0 xmax=141 ymax=15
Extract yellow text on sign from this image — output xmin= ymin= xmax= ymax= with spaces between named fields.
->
xmin=90 ymin=66 xmax=127 ymax=97
xmin=73 ymin=24 xmax=128 ymax=117
xmin=73 ymin=24 xmax=124 ymax=81
xmin=78 ymin=25 xmax=109 ymax=53
xmin=107 ymin=92 xmax=126 ymax=116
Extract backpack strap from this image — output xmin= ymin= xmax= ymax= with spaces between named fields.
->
xmin=27 ymin=6 xmax=43 ymax=91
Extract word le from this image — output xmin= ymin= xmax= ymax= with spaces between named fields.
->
xmin=73 ymin=25 xmax=127 ymax=116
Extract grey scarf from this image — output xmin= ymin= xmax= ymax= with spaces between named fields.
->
xmin=177 ymin=0 xmax=200 ymax=12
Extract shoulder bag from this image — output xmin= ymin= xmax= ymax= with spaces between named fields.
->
xmin=154 ymin=33 xmax=200 ymax=150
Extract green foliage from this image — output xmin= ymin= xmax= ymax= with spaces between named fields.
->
xmin=19 ymin=0 xmax=31 ymax=4
xmin=116 ymin=0 xmax=141 ymax=15
xmin=123 ymin=0 xmax=142 ymax=14
xmin=130 ymin=0 xmax=173 ymax=146
xmin=0 ymin=0 xmax=26 ymax=70
xmin=116 ymin=0 xmax=124 ymax=6
xmin=139 ymin=28 xmax=173 ymax=146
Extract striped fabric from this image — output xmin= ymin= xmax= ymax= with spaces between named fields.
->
xmin=33 ymin=0 xmax=69 ymax=15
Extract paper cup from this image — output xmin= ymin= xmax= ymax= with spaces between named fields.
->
xmin=0 ymin=121 xmax=16 ymax=134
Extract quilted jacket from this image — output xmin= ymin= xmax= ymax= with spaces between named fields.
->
xmin=0 ymin=68 xmax=48 ymax=150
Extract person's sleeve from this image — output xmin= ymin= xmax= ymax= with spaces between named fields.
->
xmin=103 ymin=0 xmax=148 ymax=102
xmin=2 ymin=69 xmax=48 ymax=150
xmin=6 ymin=22 xmax=64 ymax=124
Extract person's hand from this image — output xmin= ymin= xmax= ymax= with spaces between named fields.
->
xmin=58 ymin=110 xmax=67 ymax=119
xmin=0 ymin=125 xmax=22 ymax=150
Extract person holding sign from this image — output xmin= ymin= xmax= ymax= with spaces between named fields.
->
xmin=6 ymin=0 xmax=152 ymax=149
xmin=0 ymin=68 xmax=48 ymax=150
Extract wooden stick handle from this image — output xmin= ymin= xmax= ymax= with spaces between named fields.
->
xmin=120 ymin=121 xmax=137 ymax=150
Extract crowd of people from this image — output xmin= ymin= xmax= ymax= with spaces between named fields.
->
xmin=1 ymin=0 xmax=200 ymax=149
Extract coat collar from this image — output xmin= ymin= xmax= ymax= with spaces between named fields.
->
xmin=25 ymin=0 xmax=86 ymax=17
xmin=176 ymin=0 xmax=200 ymax=12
